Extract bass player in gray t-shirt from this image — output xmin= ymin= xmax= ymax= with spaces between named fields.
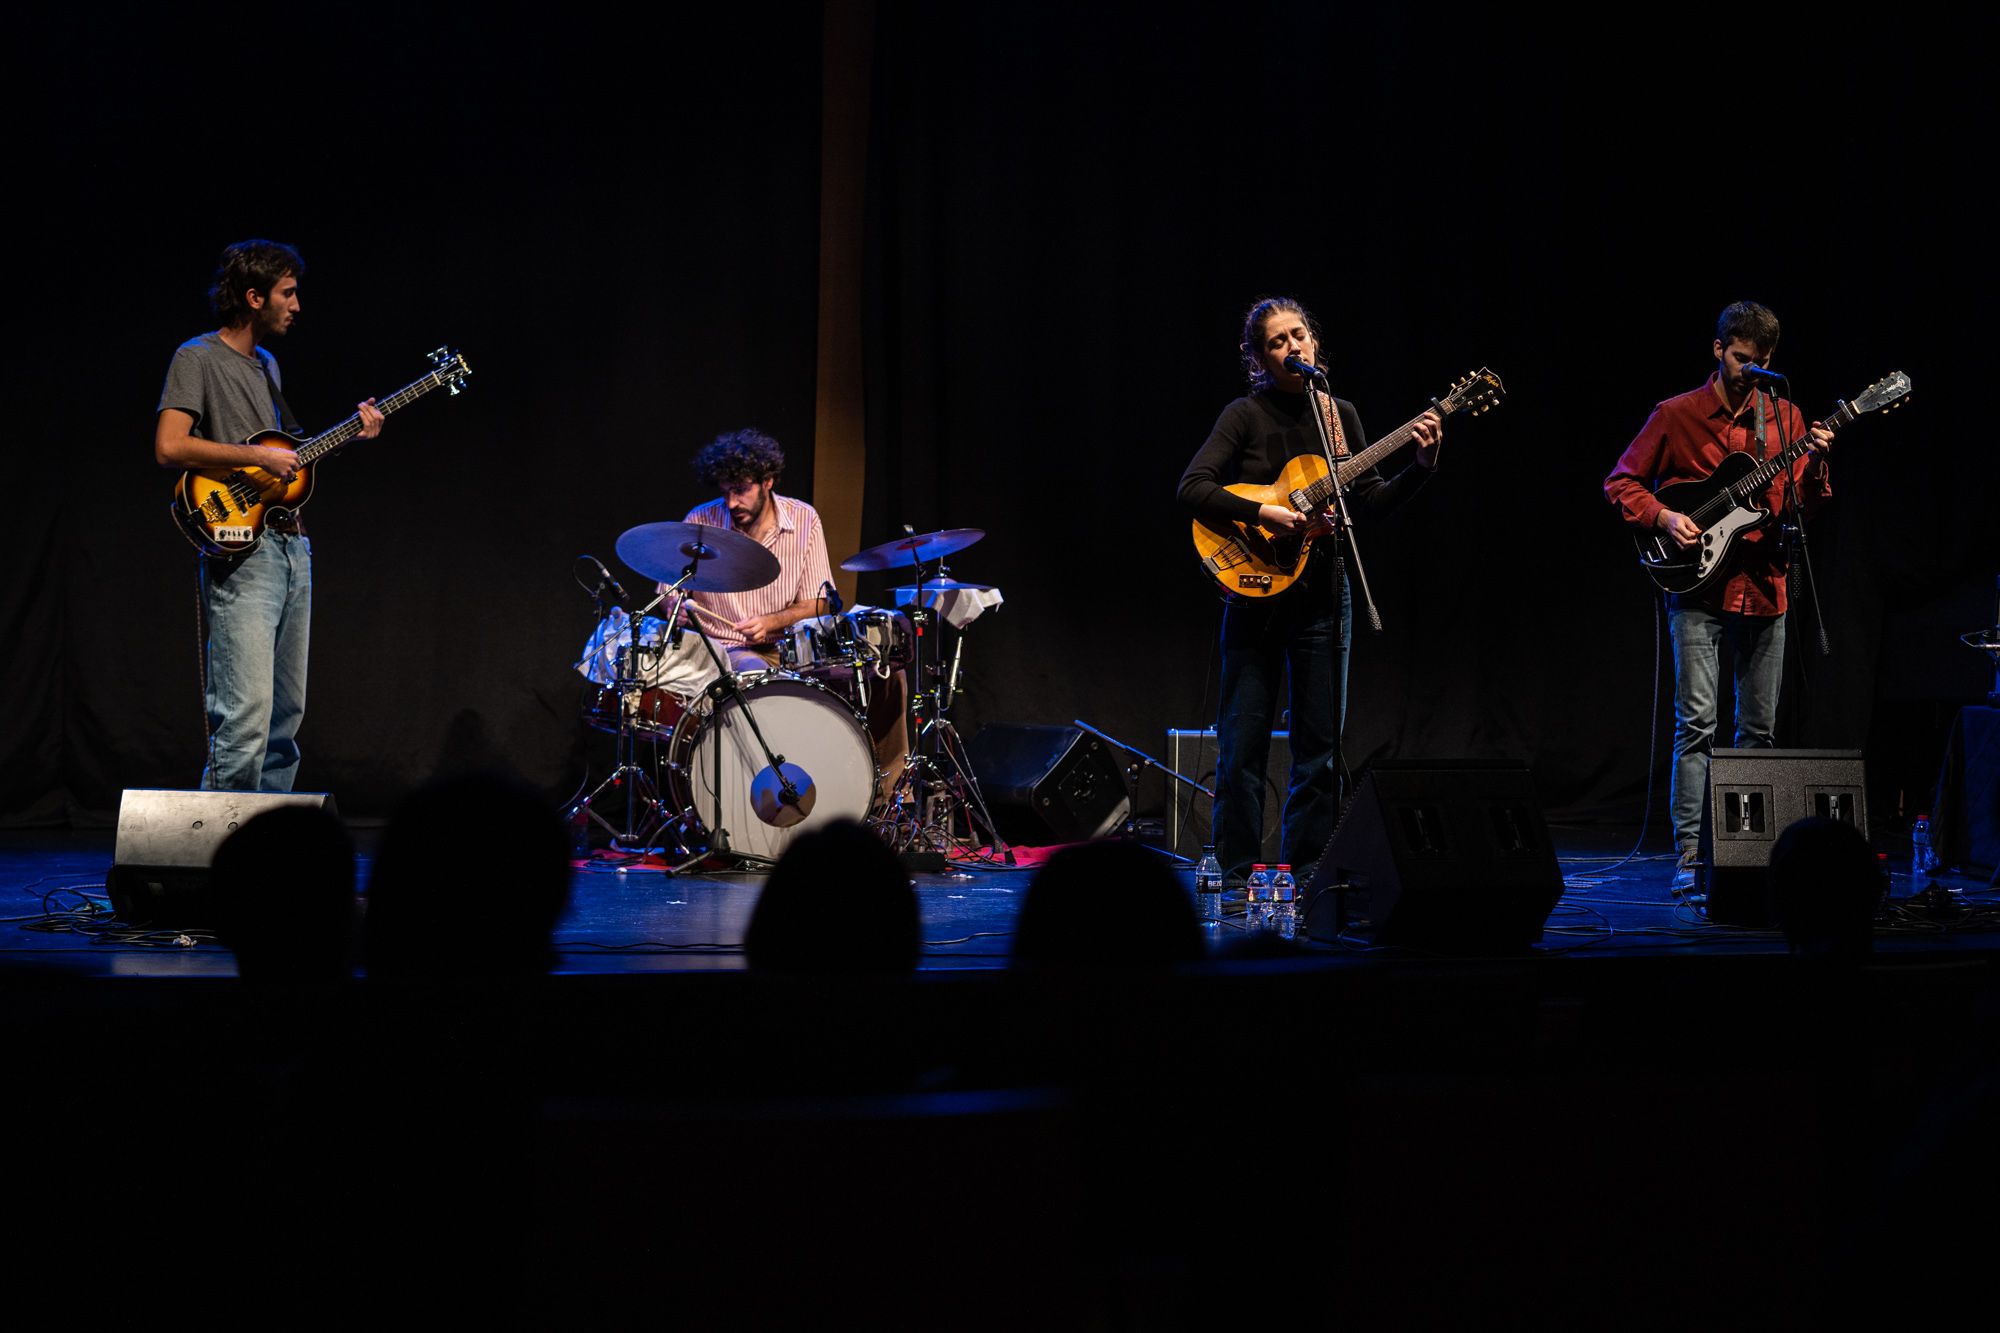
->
xmin=154 ymin=239 xmax=384 ymax=791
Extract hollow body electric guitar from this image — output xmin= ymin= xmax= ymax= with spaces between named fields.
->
xmin=171 ymin=346 xmax=472 ymax=556
xmin=1632 ymin=371 xmax=1910 ymax=595
xmin=1190 ymin=369 xmax=1505 ymax=598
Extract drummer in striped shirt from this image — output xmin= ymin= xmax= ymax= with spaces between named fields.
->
xmin=678 ymin=428 xmax=838 ymax=673
xmin=672 ymin=428 xmax=909 ymax=802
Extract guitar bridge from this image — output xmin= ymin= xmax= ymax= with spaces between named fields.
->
xmin=201 ymin=493 xmax=230 ymax=522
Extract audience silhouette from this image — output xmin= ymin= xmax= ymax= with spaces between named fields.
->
xmin=210 ymin=803 xmax=358 ymax=982
xmin=365 ymin=772 xmax=573 ymax=978
xmin=1768 ymin=815 xmax=1884 ymax=960
xmin=745 ymin=818 xmax=920 ymax=975
xmin=1012 ymin=839 xmax=1204 ymax=968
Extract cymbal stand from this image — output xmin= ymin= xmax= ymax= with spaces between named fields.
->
xmin=567 ymin=587 xmax=673 ymax=853
xmin=880 ymin=571 xmax=1012 ymax=865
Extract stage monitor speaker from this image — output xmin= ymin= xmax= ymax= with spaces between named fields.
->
xmin=1304 ymin=762 xmax=1561 ymax=952
xmin=1165 ymin=728 xmax=1293 ymax=857
xmin=1701 ymin=749 xmax=1867 ymax=927
xmin=966 ymin=724 xmax=1130 ymax=847
xmin=107 ymin=788 xmax=339 ymax=928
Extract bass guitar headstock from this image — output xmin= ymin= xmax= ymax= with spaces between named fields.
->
xmin=428 ymin=346 xmax=474 ymax=396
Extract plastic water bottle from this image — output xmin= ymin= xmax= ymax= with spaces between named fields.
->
xmin=1270 ymin=864 xmax=1297 ymax=941
xmin=1911 ymin=814 xmax=1939 ymax=883
xmin=1244 ymin=864 xmax=1271 ymax=933
xmin=1194 ymin=846 xmax=1224 ymax=926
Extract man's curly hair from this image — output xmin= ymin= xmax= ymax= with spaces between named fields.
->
xmin=692 ymin=428 xmax=786 ymax=488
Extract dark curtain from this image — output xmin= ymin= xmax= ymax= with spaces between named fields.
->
xmin=855 ymin=4 xmax=1998 ymax=824
xmin=6 ymin=6 xmax=1994 ymax=825
xmin=7 ymin=11 xmax=823 ymax=820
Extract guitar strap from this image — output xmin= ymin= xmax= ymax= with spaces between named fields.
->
xmin=258 ymin=354 xmax=305 ymax=535
xmin=1749 ymin=388 xmax=1768 ymax=461
xmin=260 ymin=355 xmax=302 ymax=434
xmin=1311 ymin=386 xmax=1351 ymax=459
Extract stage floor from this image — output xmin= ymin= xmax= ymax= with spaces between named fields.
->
xmin=5 ymin=823 xmax=1996 ymax=978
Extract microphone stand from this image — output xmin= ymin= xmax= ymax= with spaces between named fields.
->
xmin=569 ymin=575 xmax=673 ymax=855
xmin=1769 ymin=382 xmax=1832 ymax=658
xmin=1306 ymin=379 xmax=1383 ymax=634
xmin=1073 ymin=719 xmax=1214 ymax=858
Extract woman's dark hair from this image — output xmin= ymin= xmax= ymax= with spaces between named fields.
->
xmin=209 ymin=239 xmax=304 ymax=327
xmin=1239 ymin=295 xmax=1320 ymax=390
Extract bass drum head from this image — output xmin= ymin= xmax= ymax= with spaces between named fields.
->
xmin=667 ymin=672 xmax=878 ymax=860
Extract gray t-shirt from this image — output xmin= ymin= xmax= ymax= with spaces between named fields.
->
xmin=157 ymin=332 xmax=288 ymax=446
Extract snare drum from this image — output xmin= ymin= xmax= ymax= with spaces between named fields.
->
xmin=776 ymin=615 xmax=855 ymax=678
xmin=846 ymin=605 xmax=913 ymax=671
xmin=664 ymin=671 xmax=879 ymax=860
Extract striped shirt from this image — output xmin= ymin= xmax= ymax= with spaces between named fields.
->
xmin=674 ymin=494 xmax=836 ymax=645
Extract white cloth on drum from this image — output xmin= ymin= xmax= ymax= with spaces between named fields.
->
xmin=893 ymin=585 xmax=1003 ymax=629
xmin=574 ymin=607 xmax=722 ymax=697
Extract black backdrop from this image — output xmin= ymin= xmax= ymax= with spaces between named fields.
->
xmin=8 ymin=6 xmax=1995 ymax=826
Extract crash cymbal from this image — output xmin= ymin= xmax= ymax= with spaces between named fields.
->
xmin=615 ymin=521 xmax=781 ymax=593
xmin=889 ymin=580 xmax=995 ymax=597
xmin=840 ymin=527 xmax=985 ymax=572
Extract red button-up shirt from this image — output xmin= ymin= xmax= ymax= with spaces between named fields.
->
xmin=1605 ymin=371 xmax=1831 ymax=615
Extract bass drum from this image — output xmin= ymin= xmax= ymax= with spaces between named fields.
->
xmin=664 ymin=672 xmax=879 ymax=861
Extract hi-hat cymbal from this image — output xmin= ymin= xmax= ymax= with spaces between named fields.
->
xmin=616 ymin=521 xmax=781 ymax=592
xmin=840 ymin=527 xmax=985 ymax=572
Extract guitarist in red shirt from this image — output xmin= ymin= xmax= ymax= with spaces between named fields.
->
xmin=1604 ymin=300 xmax=1833 ymax=892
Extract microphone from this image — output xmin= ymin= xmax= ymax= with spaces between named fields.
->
xmin=584 ymin=555 xmax=631 ymax=603
xmin=1742 ymin=365 xmax=1787 ymax=385
xmin=822 ymin=580 xmax=845 ymax=616
xmin=1284 ymin=355 xmax=1329 ymax=381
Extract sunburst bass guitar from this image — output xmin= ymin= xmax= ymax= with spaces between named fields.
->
xmin=1190 ymin=368 xmax=1505 ymax=598
xmin=171 ymin=346 xmax=471 ymax=556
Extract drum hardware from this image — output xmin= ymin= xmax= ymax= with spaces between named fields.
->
xmin=613 ymin=520 xmax=818 ymax=871
xmin=842 ymin=525 xmax=1011 ymax=864
xmin=565 ymin=555 xmax=678 ymax=853
xmin=659 ymin=672 xmax=879 ymax=867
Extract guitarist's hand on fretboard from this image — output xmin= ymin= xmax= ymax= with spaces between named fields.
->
xmin=1413 ymin=409 xmax=1445 ymax=469
xmin=1807 ymin=422 xmax=1834 ymax=454
xmin=357 ymin=398 xmax=385 ymax=439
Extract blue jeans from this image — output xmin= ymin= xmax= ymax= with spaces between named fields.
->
xmin=1212 ymin=556 xmax=1351 ymax=878
xmin=1668 ymin=601 xmax=1785 ymax=847
xmin=200 ymin=532 xmax=311 ymax=792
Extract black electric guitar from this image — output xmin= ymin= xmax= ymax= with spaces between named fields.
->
xmin=170 ymin=346 xmax=472 ymax=556
xmin=1634 ymin=370 xmax=1910 ymax=595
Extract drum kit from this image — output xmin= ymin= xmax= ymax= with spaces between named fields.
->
xmin=568 ymin=518 xmax=1007 ymax=869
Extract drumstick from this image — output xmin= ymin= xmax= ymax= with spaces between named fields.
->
xmin=679 ymin=600 xmax=743 ymax=631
